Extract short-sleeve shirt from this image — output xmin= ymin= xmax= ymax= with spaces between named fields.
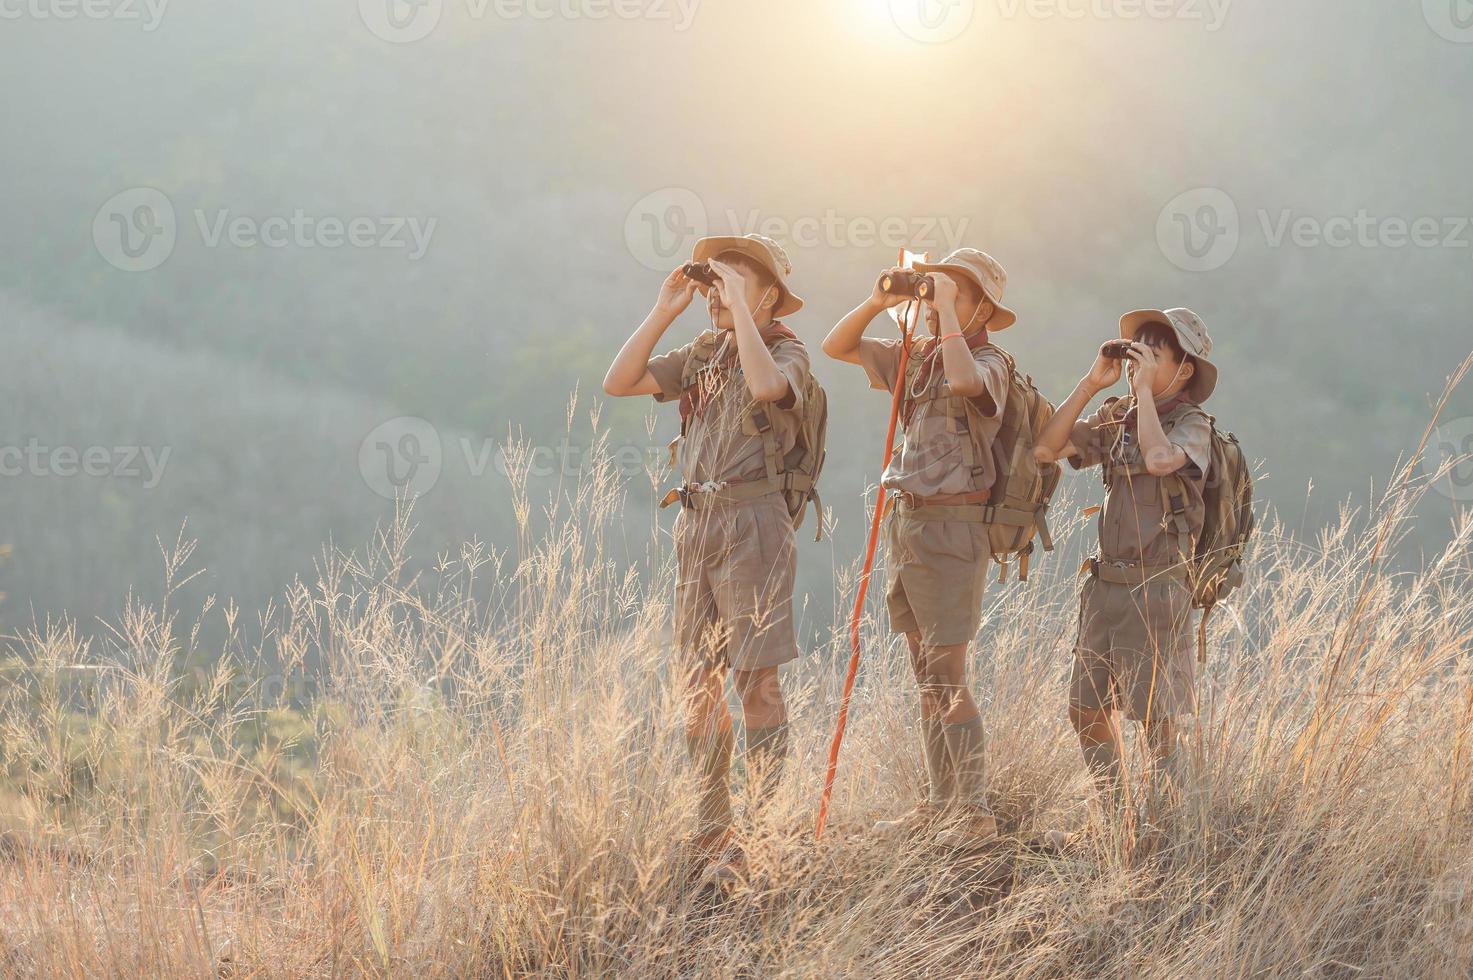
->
xmin=1070 ymin=397 xmax=1213 ymax=566
xmin=858 ymin=337 xmax=1011 ymax=496
xmin=646 ymin=328 xmax=810 ymax=486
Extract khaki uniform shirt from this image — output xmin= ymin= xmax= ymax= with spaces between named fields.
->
xmin=858 ymin=338 xmax=1010 ymax=496
xmin=647 ymin=329 xmax=810 ymax=486
xmin=1069 ymin=397 xmax=1213 ymax=566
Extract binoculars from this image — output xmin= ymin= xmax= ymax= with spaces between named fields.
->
xmin=1101 ymin=340 xmax=1136 ymax=360
xmin=877 ymin=269 xmax=935 ymax=302
xmin=682 ymin=261 xmax=721 ymax=288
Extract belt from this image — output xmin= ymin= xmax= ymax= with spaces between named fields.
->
xmin=1083 ymin=555 xmax=1190 ymax=586
xmin=659 ymin=480 xmax=780 ymax=512
xmin=892 ymin=489 xmax=990 ymax=509
xmin=892 ymin=490 xmax=1037 ymax=528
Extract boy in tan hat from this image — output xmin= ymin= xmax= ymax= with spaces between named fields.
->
xmin=603 ymin=234 xmax=811 ymax=877
xmin=1033 ymin=308 xmax=1218 ymax=828
xmin=821 ymin=248 xmax=1018 ymax=848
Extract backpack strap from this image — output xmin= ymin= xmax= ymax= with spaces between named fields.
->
xmin=740 ymin=332 xmax=827 ymax=540
xmin=677 ymin=331 xmax=728 ymax=435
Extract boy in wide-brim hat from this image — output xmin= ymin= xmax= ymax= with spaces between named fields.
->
xmin=822 ymin=247 xmax=1020 ymax=849
xmin=603 ymin=234 xmax=811 ymax=880
xmin=1034 ymin=307 xmax=1218 ymax=832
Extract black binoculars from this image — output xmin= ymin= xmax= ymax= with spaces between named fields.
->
xmin=682 ymin=261 xmax=721 ymax=288
xmin=877 ymin=269 xmax=935 ymax=302
xmin=1101 ymin=340 xmax=1136 ymax=360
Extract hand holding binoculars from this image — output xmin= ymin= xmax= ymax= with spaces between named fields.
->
xmin=877 ymin=269 xmax=936 ymax=302
xmin=681 ymin=261 xmax=721 ymax=288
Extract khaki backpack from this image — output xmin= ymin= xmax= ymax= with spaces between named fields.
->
xmin=899 ymin=342 xmax=1061 ymax=580
xmin=669 ymin=329 xmax=829 ymax=539
xmin=1105 ymin=400 xmax=1256 ymax=660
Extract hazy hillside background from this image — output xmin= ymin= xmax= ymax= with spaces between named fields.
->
xmin=2 ymin=0 xmax=1471 ymax=634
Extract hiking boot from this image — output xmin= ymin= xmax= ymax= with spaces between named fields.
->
xmin=871 ymin=801 xmax=943 ymax=838
xmin=934 ymin=803 xmax=999 ymax=850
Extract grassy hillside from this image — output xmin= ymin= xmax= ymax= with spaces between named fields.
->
xmin=0 ymin=403 xmax=1469 ymax=977
xmin=0 ymin=294 xmax=526 ymax=633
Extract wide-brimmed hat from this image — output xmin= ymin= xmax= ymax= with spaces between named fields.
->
xmin=911 ymin=248 xmax=1017 ymax=331
xmin=692 ymin=234 xmax=804 ymax=317
xmin=1120 ymin=307 xmax=1217 ymax=403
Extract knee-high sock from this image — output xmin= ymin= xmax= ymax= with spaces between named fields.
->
xmin=744 ymin=722 xmax=789 ymax=812
xmin=943 ymin=718 xmax=989 ymax=809
xmin=686 ymin=727 xmax=734 ymax=834
xmin=923 ymin=716 xmax=954 ymax=805
xmin=1083 ymin=740 xmax=1124 ymax=813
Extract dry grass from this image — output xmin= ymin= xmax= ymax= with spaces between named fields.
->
xmin=1 ymin=391 xmax=1472 ymax=979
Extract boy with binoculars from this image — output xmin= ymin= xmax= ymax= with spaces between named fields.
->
xmin=603 ymin=234 xmax=814 ymax=882
xmin=821 ymin=248 xmax=1021 ymax=849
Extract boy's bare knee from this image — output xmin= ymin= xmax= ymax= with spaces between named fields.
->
xmin=732 ymin=666 xmax=783 ymax=708
xmin=1071 ymin=705 xmax=1117 ymax=743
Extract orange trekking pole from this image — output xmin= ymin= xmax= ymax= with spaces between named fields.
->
xmin=815 ymin=252 xmax=921 ymax=840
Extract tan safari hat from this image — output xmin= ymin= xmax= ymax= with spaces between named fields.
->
xmin=1120 ymin=307 xmax=1217 ymax=403
xmin=692 ymin=234 xmax=804 ymax=317
xmin=911 ymin=248 xmax=1017 ymax=331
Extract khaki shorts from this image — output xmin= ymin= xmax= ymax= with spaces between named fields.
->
xmin=1069 ymin=575 xmax=1197 ymax=722
xmin=674 ymin=493 xmax=798 ymax=672
xmin=884 ymin=508 xmax=991 ymax=647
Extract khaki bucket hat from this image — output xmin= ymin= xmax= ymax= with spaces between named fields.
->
xmin=911 ymin=248 xmax=1017 ymax=331
xmin=1120 ymin=307 xmax=1217 ymax=403
xmin=692 ymin=234 xmax=804 ymax=317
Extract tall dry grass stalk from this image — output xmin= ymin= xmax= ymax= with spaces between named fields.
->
xmin=1 ymin=381 xmax=1472 ymax=978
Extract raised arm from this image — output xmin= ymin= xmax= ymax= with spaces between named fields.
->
xmin=928 ymin=273 xmax=987 ymax=399
xmin=1125 ymin=343 xmax=1190 ymax=476
xmin=822 ymin=267 xmax=907 ymax=365
xmin=1034 ymin=342 xmax=1122 ymax=464
xmin=708 ymin=258 xmax=789 ymax=403
xmin=602 ymin=268 xmax=698 ymax=397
